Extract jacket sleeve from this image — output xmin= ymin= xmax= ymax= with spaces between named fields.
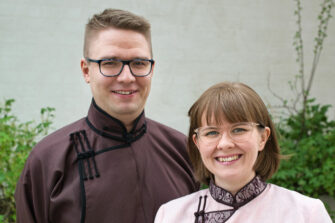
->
xmin=309 ymin=199 xmax=333 ymax=223
xmin=15 ymin=150 xmax=50 ymax=223
xmin=154 ymin=204 xmax=166 ymax=223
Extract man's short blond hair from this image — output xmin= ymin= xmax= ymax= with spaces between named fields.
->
xmin=83 ymin=9 xmax=152 ymax=58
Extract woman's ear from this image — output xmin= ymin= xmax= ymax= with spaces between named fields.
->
xmin=259 ymin=127 xmax=271 ymax=151
xmin=192 ymin=134 xmax=199 ymax=148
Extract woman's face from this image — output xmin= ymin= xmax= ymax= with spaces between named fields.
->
xmin=193 ymin=114 xmax=270 ymax=194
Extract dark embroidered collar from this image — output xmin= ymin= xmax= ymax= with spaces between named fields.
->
xmin=86 ymin=99 xmax=147 ymax=142
xmin=195 ymin=176 xmax=267 ymax=223
xmin=209 ymin=175 xmax=267 ymax=209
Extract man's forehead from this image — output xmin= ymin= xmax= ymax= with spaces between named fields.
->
xmin=87 ymin=28 xmax=151 ymax=58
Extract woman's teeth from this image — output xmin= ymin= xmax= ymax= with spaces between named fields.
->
xmin=217 ymin=155 xmax=240 ymax=162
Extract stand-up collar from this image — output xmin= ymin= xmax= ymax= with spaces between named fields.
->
xmin=86 ymin=99 xmax=147 ymax=142
xmin=194 ymin=176 xmax=267 ymax=222
xmin=209 ymin=176 xmax=267 ymax=209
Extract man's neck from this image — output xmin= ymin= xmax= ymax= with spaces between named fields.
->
xmin=123 ymin=119 xmax=134 ymax=132
xmin=92 ymin=99 xmax=143 ymax=132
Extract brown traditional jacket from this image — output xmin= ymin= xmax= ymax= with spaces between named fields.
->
xmin=15 ymin=100 xmax=198 ymax=223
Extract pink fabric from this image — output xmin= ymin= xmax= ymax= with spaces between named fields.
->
xmin=155 ymin=184 xmax=332 ymax=223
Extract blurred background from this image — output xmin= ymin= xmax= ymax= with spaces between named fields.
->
xmin=1 ymin=0 xmax=334 ymax=134
xmin=1 ymin=1 xmax=335 ymax=222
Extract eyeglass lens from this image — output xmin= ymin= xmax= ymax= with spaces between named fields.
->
xmin=196 ymin=123 xmax=257 ymax=144
xmin=100 ymin=60 xmax=152 ymax=76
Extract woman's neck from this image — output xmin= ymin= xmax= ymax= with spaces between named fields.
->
xmin=214 ymin=172 xmax=256 ymax=195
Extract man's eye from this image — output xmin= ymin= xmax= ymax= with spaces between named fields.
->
xmin=104 ymin=61 xmax=118 ymax=66
xmin=132 ymin=61 xmax=149 ymax=67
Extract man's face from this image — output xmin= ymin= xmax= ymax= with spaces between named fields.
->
xmin=81 ymin=28 xmax=154 ymax=125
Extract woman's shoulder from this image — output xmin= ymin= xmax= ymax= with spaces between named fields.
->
xmin=268 ymin=184 xmax=320 ymax=202
xmin=256 ymin=184 xmax=332 ymax=222
xmin=155 ymin=189 xmax=209 ymax=223
xmin=266 ymin=183 xmax=328 ymax=212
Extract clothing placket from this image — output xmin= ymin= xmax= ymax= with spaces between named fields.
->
xmin=70 ymin=115 xmax=147 ymax=223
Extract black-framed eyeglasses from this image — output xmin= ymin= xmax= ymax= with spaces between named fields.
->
xmin=86 ymin=58 xmax=155 ymax=77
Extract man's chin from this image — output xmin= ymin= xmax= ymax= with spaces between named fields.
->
xmin=110 ymin=106 xmax=144 ymax=118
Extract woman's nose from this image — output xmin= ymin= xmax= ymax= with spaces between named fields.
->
xmin=216 ymin=132 xmax=235 ymax=149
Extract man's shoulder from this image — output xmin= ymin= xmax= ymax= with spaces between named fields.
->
xmin=146 ymin=118 xmax=186 ymax=140
xmin=31 ymin=118 xmax=87 ymax=155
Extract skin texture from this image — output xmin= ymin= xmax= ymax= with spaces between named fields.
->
xmin=81 ymin=28 xmax=154 ymax=131
xmin=193 ymin=115 xmax=270 ymax=195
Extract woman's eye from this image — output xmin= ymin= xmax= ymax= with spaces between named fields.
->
xmin=231 ymin=127 xmax=248 ymax=134
xmin=204 ymin=130 xmax=220 ymax=137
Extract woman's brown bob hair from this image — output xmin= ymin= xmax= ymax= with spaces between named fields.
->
xmin=188 ymin=82 xmax=280 ymax=185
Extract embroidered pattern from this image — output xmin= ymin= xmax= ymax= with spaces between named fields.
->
xmin=209 ymin=175 xmax=266 ymax=206
xmin=195 ymin=176 xmax=267 ymax=223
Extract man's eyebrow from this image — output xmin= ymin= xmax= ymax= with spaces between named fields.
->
xmin=100 ymin=56 xmax=150 ymax=60
xmin=100 ymin=56 xmax=118 ymax=60
xmin=126 ymin=57 xmax=151 ymax=60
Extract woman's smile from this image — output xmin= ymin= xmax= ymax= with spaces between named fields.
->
xmin=215 ymin=154 xmax=242 ymax=165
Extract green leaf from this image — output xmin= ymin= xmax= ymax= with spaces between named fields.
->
xmin=0 ymin=99 xmax=55 ymax=222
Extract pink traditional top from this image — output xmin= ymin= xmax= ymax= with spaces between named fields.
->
xmin=155 ymin=176 xmax=332 ymax=223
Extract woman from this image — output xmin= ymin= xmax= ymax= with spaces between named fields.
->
xmin=155 ymin=82 xmax=332 ymax=223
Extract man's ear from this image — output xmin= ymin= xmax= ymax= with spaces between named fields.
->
xmin=149 ymin=60 xmax=155 ymax=78
xmin=81 ymin=58 xmax=90 ymax=83
xmin=259 ymin=127 xmax=271 ymax=151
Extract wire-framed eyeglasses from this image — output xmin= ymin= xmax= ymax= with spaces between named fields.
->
xmin=194 ymin=122 xmax=265 ymax=145
xmin=86 ymin=58 xmax=155 ymax=77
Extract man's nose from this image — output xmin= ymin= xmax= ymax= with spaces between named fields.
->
xmin=117 ymin=64 xmax=136 ymax=82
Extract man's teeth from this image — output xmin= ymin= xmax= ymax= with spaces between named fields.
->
xmin=114 ymin=90 xmax=133 ymax=95
xmin=217 ymin=155 xmax=239 ymax=162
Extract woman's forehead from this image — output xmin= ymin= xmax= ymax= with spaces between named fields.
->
xmin=199 ymin=109 xmax=252 ymax=127
xmin=200 ymin=112 xmax=229 ymax=126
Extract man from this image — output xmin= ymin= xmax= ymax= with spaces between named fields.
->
xmin=15 ymin=9 xmax=197 ymax=223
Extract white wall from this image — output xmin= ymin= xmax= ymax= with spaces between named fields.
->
xmin=1 ymin=0 xmax=334 ymax=134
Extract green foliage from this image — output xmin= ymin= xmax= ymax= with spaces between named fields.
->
xmin=271 ymin=99 xmax=335 ymax=196
xmin=270 ymin=99 xmax=335 ymax=220
xmin=269 ymin=0 xmax=335 ymax=220
xmin=0 ymin=99 xmax=55 ymax=223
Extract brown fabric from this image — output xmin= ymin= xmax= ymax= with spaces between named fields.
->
xmin=15 ymin=100 xmax=198 ymax=223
